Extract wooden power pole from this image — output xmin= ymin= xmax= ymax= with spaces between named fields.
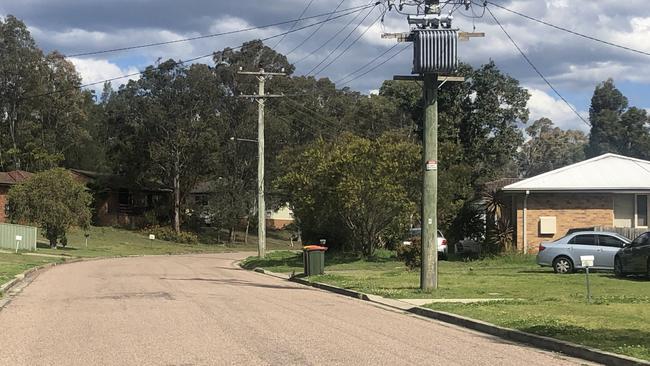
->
xmin=386 ymin=0 xmax=481 ymax=290
xmin=238 ymin=68 xmax=286 ymax=258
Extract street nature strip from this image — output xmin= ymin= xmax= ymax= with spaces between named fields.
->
xmin=242 ymin=250 xmax=650 ymax=361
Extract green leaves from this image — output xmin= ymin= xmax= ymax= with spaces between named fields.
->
xmin=278 ymin=132 xmax=419 ymax=256
xmin=7 ymin=169 xmax=91 ymax=246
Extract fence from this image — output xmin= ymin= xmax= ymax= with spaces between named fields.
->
xmin=595 ymin=226 xmax=647 ymax=240
xmin=0 ymin=223 xmax=37 ymax=251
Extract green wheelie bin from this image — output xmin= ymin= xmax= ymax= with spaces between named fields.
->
xmin=303 ymin=245 xmax=327 ymax=276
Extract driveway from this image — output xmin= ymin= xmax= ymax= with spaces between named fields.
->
xmin=0 ymin=253 xmax=597 ymax=365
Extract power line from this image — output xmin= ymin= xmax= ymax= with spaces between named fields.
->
xmin=334 ymin=43 xmax=399 ymax=84
xmin=66 ymin=3 xmax=374 ymax=58
xmin=294 ymin=1 xmax=375 ymax=65
xmin=22 ymin=6 xmax=371 ymax=100
xmin=313 ymin=8 xmax=386 ymax=76
xmin=484 ymin=1 xmax=650 ymax=58
xmin=306 ymin=3 xmax=379 ymax=75
xmin=285 ymin=0 xmax=346 ymax=57
xmin=485 ymin=6 xmax=591 ymax=128
xmin=272 ymin=0 xmax=315 ymax=49
xmin=339 ymin=43 xmax=412 ymax=86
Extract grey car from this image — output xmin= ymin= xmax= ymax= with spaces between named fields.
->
xmin=536 ymin=231 xmax=631 ymax=274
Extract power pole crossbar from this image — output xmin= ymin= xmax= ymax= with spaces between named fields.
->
xmin=237 ymin=68 xmax=286 ymax=258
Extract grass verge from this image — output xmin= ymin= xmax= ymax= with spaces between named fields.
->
xmin=243 ymin=250 xmax=650 ymax=361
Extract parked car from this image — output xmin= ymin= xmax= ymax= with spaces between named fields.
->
xmin=614 ymin=231 xmax=650 ymax=277
xmin=536 ymin=231 xmax=631 ymax=274
xmin=402 ymin=228 xmax=448 ymax=260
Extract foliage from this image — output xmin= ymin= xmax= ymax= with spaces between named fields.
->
xmin=519 ymin=118 xmax=587 ymax=177
xmin=143 ymin=226 xmax=199 ymax=244
xmin=0 ymin=16 xmax=93 ymax=171
xmin=396 ymin=238 xmax=421 ymax=269
xmin=105 ymin=61 xmax=222 ymax=232
xmin=277 ymin=132 xmax=420 ymax=256
xmin=7 ymin=168 xmax=92 ymax=247
xmin=586 ymin=79 xmax=650 ymax=159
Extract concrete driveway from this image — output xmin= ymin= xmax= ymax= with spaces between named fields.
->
xmin=0 ymin=253 xmax=596 ymax=365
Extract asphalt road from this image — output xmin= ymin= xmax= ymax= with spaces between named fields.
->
xmin=0 ymin=253 xmax=596 ymax=365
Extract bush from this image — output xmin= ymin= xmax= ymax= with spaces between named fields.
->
xmin=144 ymin=226 xmax=198 ymax=244
xmin=396 ymin=237 xmax=421 ymax=269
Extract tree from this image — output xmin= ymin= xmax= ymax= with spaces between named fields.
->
xmin=519 ymin=118 xmax=587 ymax=177
xmin=105 ymin=61 xmax=222 ymax=232
xmin=7 ymin=168 xmax=91 ymax=248
xmin=586 ymin=79 xmax=650 ymax=158
xmin=0 ymin=16 xmax=93 ymax=172
xmin=278 ymin=132 xmax=420 ymax=256
xmin=379 ymin=62 xmax=530 ymax=243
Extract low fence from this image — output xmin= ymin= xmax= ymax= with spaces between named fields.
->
xmin=595 ymin=226 xmax=646 ymax=240
xmin=0 ymin=223 xmax=37 ymax=251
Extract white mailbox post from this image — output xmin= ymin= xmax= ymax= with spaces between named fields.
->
xmin=581 ymin=255 xmax=594 ymax=303
xmin=15 ymin=235 xmax=22 ymax=253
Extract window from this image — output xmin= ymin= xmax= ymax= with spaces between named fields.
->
xmin=569 ymin=234 xmax=597 ymax=246
xmin=598 ymin=235 xmax=626 ymax=248
xmin=637 ymin=195 xmax=648 ymax=227
xmin=614 ymin=195 xmax=634 ymax=227
xmin=631 ymin=233 xmax=649 ymax=247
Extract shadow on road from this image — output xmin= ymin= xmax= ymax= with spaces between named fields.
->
xmin=160 ymin=277 xmax=315 ymax=290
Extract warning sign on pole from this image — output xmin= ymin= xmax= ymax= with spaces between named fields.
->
xmin=425 ymin=160 xmax=438 ymax=171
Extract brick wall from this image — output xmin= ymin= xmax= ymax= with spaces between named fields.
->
xmin=514 ymin=193 xmax=613 ymax=253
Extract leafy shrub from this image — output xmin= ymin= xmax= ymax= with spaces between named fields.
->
xmin=396 ymin=237 xmax=421 ymax=269
xmin=144 ymin=226 xmax=198 ymax=244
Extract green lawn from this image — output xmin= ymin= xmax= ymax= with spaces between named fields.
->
xmin=243 ymin=250 xmax=650 ymax=361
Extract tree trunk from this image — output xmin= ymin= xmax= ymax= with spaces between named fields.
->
xmin=229 ymin=226 xmax=235 ymax=243
xmin=244 ymin=217 xmax=250 ymax=244
xmin=172 ymin=154 xmax=181 ymax=233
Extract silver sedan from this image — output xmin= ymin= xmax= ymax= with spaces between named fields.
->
xmin=536 ymin=231 xmax=631 ymax=274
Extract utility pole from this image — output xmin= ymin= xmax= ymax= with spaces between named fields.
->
xmin=385 ymin=0 xmax=481 ymax=290
xmin=238 ymin=67 xmax=286 ymax=258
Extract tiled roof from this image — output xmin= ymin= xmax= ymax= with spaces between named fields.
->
xmin=0 ymin=170 xmax=33 ymax=185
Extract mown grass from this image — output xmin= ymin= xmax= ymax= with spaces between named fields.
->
xmin=244 ymin=250 xmax=650 ymax=360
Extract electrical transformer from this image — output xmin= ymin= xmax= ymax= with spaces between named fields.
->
xmin=412 ymin=29 xmax=458 ymax=74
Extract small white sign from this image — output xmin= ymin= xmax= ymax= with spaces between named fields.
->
xmin=425 ymin=160 xmax=438 ymax=171
xmin=149 ymin=234 xmax=156 ymax=240
xmin=580 ymin=255 xmax=594 ymax=268
xmin=15 ymin=235 xmax=22 ymax=241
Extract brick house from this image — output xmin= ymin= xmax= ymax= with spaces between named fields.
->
xmin=0 ymin=170 xmax=33 ymax=222
xmin=70 ymin=170 xmax=170 ymax=227
xmin=499 ymin=153 xmax=650 ymax=253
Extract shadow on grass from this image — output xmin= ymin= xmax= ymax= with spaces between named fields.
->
xmin=601 ymin=274 xmax=650 ymax=282
xmin=517 ymin=323 xmax=650 ymax=358
xmin=36 ymin=242 xmax=79 ymax=250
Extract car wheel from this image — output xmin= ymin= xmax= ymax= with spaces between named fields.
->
xmin=647 ymin=259 xmax=650 ymax=279
xmin=614 ymin=257 xmax=625 ymax=278
xmin=553 ymin=256 xmax=574 ymax=274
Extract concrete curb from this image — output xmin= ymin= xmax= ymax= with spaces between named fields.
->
xmin=248 ymin=266 xmax=649 ymax=366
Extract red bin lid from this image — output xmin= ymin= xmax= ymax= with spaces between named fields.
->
xmin=303 ymin=245 xmax=328 ymax=251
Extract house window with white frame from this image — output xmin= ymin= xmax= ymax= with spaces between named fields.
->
xmin=614 ymin=194 xmax=649 ymax=228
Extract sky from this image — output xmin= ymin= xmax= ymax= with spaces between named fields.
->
xmin=1 ymin=0 xmax=649 ymax=132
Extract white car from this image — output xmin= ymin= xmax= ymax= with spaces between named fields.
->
xmin=403 ymin=228 xmax=448 ymax=260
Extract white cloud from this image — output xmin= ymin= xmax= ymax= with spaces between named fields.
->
xmin=526 ymin=87 xmax=590 ymax=132
xmin=68 ymin=57 xmax=140 ymax=92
